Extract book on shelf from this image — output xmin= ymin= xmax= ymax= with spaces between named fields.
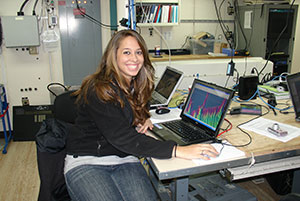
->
xmin=258 ymin=85 xmax=290 ymax=100
xmin=136 ymin=4 xmax=178 ymax=24
xmin=149 ymin=5 xmax=156 ymax=23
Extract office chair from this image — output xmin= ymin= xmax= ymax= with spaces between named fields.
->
xmin=36 ymin=90 xmax=77 ymax=201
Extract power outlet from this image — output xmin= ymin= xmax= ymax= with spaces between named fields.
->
xmin=29 ymin=47 xmax=39 ymax=55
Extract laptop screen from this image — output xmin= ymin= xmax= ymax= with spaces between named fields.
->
xmin=155 ymin=67 xmax=182 ymax=99
xmin=287 ymin=72 xmax=300 ymax=118
xmin=182 ymin=79 xmax=233 ymax=131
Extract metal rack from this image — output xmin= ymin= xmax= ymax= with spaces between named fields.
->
xmin=0 ymin=84 xmax=12 ymax=154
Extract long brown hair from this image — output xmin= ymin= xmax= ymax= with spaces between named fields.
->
xmin=74 ymin=29 xmax=155 ymax=126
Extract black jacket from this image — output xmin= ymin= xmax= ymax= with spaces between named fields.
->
xmin=66 ymin=87 xmax=176 ymax=159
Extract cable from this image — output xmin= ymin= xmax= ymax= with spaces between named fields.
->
xmin=47 ymin=83 xmax=69 ymax=97
xmin=213 ymin=0 xmax=234 ymax=50
xmin=32 ymin=0 xmax=39 ymax=15
xmin=18 ymin=0 xmax=29 ymax=16
xmin=257 ymin=90 xmax=293 ymax=111
xmin=217 ymin=118 xmax=232 ymax=137
xmin=221 ymin=102 xmax=269 ymax=148
xmin=75 ymin=0 xmax=118 ymax=29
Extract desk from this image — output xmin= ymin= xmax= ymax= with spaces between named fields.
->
xmin=149 ymin=54 xmax=245 ymax=62
xmin=148 ymin=98 xmax=300 ymax=201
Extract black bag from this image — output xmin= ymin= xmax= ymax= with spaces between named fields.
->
xmin=35 ymin=118 xmax=71 ymax=201
xmin=36 ymin=118 xmax=69 ymax=153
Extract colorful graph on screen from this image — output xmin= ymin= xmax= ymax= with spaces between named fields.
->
xmin=184 ymin=88 xmax=227 ymax=129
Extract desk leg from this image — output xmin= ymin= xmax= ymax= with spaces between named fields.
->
xmin=292 ymin=169 xmax=300 ymax=193
xmin=148 ymin=164 xmax=189 ymax=201
xmin=148 ymin=165 xmax=172 ymax=201
xmin=171 ymin=177 xmax=189 ymax=201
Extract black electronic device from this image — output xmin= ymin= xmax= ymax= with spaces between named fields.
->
xmin=226 ymin=60 xmax=235 ymax=76
xmin=286 ymin=72 xmax=300 ymax=121
xmin=13 ymin=105 xmax=54 ymax=141
xmin=155 ymin=107 xmax=170 ymax=115
xmin=230 ymin=104 xmax=262 ymax=115
xmin=238 ymin=76 xmax=258 ymax=100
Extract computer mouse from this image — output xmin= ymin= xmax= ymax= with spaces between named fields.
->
xmin=155 ymin=107 xmax=170 ymax=115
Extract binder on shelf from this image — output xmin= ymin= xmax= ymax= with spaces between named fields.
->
xmin=154 ymin=5 xmax=161 ymax=23
xmin=136 ymin=2 xmax=179 ymax=25
xmin=149 ymin=5 xmax=156 ymax=23
xmin=161 ymin=5 xmax=169 ymax=23
xmin=168 ymin=5 xmax=172 ymax=22
xmin=175 ymin=5 xmax=178 ymax=23
xmin=157 ymin=5 xmax=163 ymax=23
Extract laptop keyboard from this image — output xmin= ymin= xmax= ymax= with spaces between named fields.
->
xmin=150 ymin=98 xmax=161 ymax=104
xmin=162 ymin=121 xmax=210 ymax=143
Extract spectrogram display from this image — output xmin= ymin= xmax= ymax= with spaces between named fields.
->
xmin=184 ymin=87 xmax=227 ymax=130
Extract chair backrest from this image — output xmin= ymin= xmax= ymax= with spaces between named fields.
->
xmin=53 ymin=90 xmax=77 ymax=124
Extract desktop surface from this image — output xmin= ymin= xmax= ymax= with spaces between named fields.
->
xmin=148 ymin=97 xmax=300 ymax=180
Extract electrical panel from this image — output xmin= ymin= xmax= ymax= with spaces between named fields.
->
xmin=58 ymin=0 xmax=102 ymax=86
xmin=236 ymin=4 xmax=298 ymax=75
xmin=1 ymin=16 xmax=40 ymax=48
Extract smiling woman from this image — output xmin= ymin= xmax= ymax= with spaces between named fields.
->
xmin=64 ymin=29 xmax=218 ymax=201
xmin=116 ymin=36 xmax=144 ymax=83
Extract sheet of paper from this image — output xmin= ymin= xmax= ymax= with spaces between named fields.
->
xmin=239 ymin=117 xmax=300 ymax=142
xmin=150 ymin=108 xmax=181 ymax=124
xmin=244 ymin=11 xmax=252 ymax=29
xmin=192 ymin=142 xmax=245 ymax=166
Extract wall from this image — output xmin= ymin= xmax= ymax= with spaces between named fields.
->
xmin=138 ymin=0 xmax=234 ymax=50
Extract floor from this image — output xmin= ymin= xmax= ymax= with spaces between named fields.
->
xmin=0 ymin=141 xmax=286 ymax=201
xmin=237 ymin=177 xmax=282 ymax=201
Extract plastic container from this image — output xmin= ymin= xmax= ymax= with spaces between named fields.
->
xmin=188 ymin=38 xmax=215 ymax=55
xmin=41 ymin=30 xmax=60 ymax=52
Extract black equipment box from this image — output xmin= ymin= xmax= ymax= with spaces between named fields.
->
xmin=188 ymin=174 xmax=257 ymax=201
xmin=13 ymin=105 xmax=54 ymax=141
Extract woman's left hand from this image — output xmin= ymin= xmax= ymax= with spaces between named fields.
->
xmin=137 ymin=118 xmax=153 ymax=134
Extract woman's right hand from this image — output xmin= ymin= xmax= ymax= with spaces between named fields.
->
xmin=174 ymin=144 xmax=219 ymax=160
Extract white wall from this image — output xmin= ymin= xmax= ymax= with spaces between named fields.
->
xmin=138 ymin=0 xmax=234 ymax=50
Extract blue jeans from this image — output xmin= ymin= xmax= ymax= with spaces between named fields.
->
xmin=65 ymin=162 xmax=158 ymax=201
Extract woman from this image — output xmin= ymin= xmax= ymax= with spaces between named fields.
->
xmin=64 ymin=29 xmax=219 ymax=201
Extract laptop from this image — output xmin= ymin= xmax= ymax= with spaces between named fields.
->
xmin=286 ymin=72 xmax=300 ymax=122
xmin=151 ymin=78 xmax=234 ymax=145
xmin=149 ymin=66 xmax=183 ymax=109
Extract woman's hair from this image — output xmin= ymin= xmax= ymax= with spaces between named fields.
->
xmin=74 ymin=29 xmax=155 ymax=126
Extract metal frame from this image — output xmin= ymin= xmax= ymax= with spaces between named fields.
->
xmin=147 ymin=148 xmax=300 ymax=201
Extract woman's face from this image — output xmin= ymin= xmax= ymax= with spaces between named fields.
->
xmin=117 ymin=36 xmax=144 ymax=82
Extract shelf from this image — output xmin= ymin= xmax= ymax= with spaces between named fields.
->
xmin=135 ymin=0 xmax=180 ymax=26
xmin=137 ymin=22 xmax=179 ymax=27
xmin=135 ymin=0 xmax=179 ymax=3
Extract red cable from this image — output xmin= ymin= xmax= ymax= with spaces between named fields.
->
xmin=217 ymin=118 xmax=232 ymax=137
xmin=0 ymin=104 xmax=9 ymax=118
